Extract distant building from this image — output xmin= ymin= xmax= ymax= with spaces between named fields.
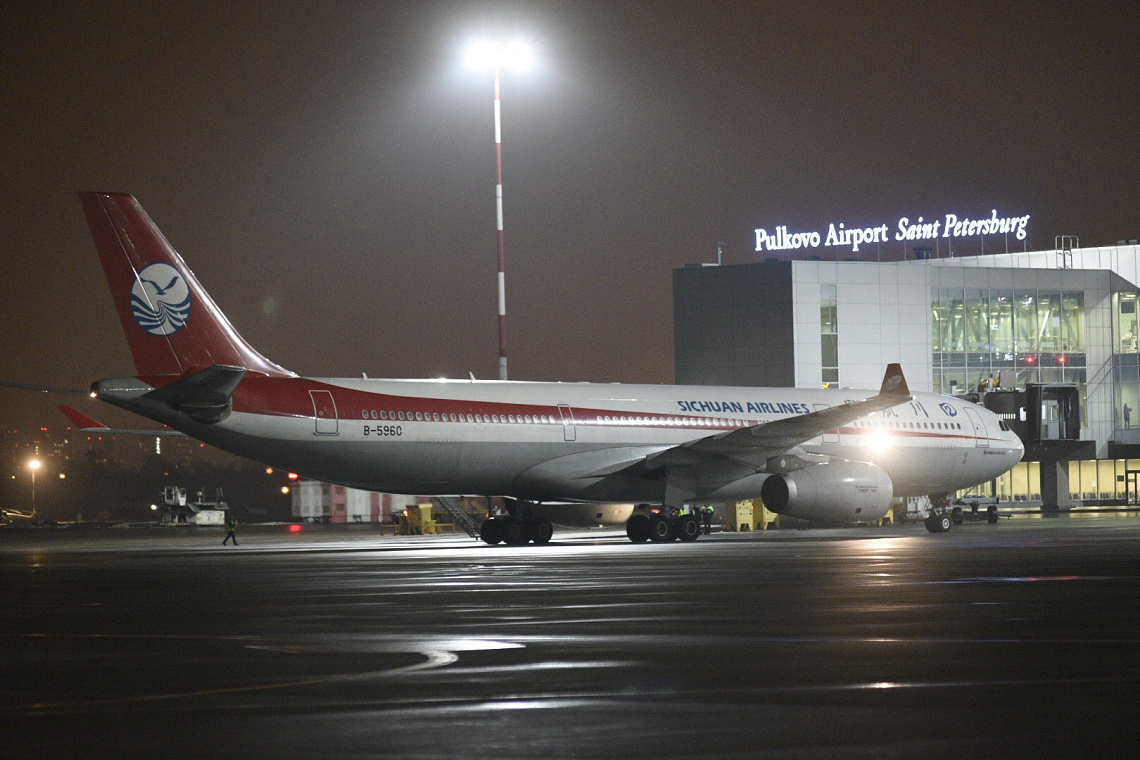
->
xmin=290 ymin=480 xmax=427 ymax=523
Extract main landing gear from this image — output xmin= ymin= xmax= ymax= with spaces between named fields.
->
xmin=479 ymin=515 xmax=554 ymax=546
xmin=625 ymin=507 xmax=700 ymax=544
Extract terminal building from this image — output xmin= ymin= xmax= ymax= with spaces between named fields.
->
xmin=673 ymin=241 xmax=1140 ymax=508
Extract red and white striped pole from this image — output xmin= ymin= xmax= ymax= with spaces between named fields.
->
xmin=493 ymin=66 xmax=508 ymax=381
xmin=467 ymin=39 xmax=531 ymax=381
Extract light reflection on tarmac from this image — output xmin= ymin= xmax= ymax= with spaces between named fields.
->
xmin=2 ymin=516 xmax=1139 ymax=759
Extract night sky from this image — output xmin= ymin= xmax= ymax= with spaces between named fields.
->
xmin=1 ymin=1 xmax=1137 ymax=433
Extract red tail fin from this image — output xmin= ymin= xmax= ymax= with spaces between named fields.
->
xmin=59 ymin=405 xmax=109 ymax=430
xmin=79 ymin=192 xmax=293 ymax=378
xmin=879 ymin=363 xmax=910 ymax=396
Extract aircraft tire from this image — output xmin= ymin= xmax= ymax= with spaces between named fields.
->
xmin=925 ymin=513 xmax=952 ymax=533
xmin=951 ymin=506 xmax=964 ymax=525
xmin=676 ymin=515 xmax=700 ymax=542
xmin=530 ymin=517 xmax=553 ymax=545
xmin=480 ymin=518 xmax=503 ymax=545
xmin=502 ymin=516 xmax=528 ymax=545
xmin=649 ymin=515 xmax=673 ymax=542
xmin=987 ymin=505 xmax=999 ymax=524
xmin=626 ymin=514 xmax=651 ymax=543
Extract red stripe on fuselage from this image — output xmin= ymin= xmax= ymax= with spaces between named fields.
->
xmin=224 ymin=376 xmax=752 ymax=430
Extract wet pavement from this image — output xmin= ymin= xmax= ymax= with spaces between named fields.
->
xmin=2 ymin=516 xmax=1138 ymax=759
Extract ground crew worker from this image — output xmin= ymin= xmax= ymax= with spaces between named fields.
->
xmin=223 ymin=516 xmax=239 ymax=546
xmin=702 ymin=506 xmax=713 ymax=535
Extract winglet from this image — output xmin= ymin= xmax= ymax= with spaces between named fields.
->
xmin=879 ymin=363 xmax=910 ymax=396
xmin=59 ymin=405 xmax=110 ymax=430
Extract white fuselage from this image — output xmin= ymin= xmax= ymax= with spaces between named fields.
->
xmin=159 ymin=377 xmax=1024 ymax=505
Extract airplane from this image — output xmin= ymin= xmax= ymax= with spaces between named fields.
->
xmin=70 ymin=191 xmax=1023 ymax=543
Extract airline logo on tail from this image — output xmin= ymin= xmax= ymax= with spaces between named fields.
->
xmin=130 ymin=262 xmax=191 ymax=336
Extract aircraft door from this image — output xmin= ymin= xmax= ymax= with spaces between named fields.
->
xmin=813 ymin=403 xmax=839 ymax=443
xmin=557 ymin=404 xmax=576 ymax=441
xmin=962 ymin=406 xmax=988 ymax=448
xmin=309 ymin=390 xmax=338 ymax=435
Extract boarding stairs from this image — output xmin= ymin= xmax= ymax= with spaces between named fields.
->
xmin=435 ymin=497 xmax=483 ymax=540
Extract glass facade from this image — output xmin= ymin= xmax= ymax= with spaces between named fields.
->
xmin=821 ymin=284 xmax=838 ymax=385
xmin=932 ymin=287 xmax=1087 ymax=416
xmin=1113 ymin=292 xmax=1140 ymax=429
xmin=963 ymin=458 xmax=1140 ymax=506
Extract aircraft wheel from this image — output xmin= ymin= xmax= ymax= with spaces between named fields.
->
xmin=987 ymin=505 xmax=999 ymax=524
xmin=951 ymin=506 xmax=964 ymax=525
xmin=649 ymin=514 xmax=673 ymax=542
xmin=480 ymin=518 xmax=502 ymax=545
xmin=925 ymin=513 xmax=952 ymax=533
xmin=626 ymin=514 xmax=651 ymax=543
xmin=501 ymin=516 xmax=528 ymax=545
xmin=676 ymin=514 xmax=700 ymax=542
xmin=530 ymin=517 xmax=553 ymax=545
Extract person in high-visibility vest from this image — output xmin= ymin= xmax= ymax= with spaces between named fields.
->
xmin=223 ymin=516 xmax=239 ymax=546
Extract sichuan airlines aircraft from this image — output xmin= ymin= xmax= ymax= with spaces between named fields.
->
xmin=75 ymin=192 xmax=1023 ymax=543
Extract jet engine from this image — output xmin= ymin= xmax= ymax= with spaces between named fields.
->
xmin=760 ymin=462 xmax=893 ymax=525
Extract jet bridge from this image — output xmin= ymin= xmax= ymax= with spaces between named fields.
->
xmin=982 ymin=384 xmax=1093 ymax=510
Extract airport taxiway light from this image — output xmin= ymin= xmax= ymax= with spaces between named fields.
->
xmin=280 ymin=486 xmax=290 ymax=495
xmin=287 ymin=472 xmax=299 ymax=481
xmin=150 ymin=504 xmax=158 ymax=511
xmin=289 ymin=524 xmax=302 ymax=534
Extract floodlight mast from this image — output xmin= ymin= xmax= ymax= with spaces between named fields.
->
xmin=468 ymin=40 xmax=532 ymax=381
xmin=493 ymin=65 xmax=507 ymax=381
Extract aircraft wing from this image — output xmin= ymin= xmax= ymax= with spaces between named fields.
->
xmin=644 ymin=364 xmax=912 ymax=470
xmin=0 ymin=379 xmax=88 ymax=396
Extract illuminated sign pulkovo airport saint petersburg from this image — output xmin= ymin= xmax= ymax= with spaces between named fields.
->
xmin=755 ymin=209 xmax=1031 ymax=254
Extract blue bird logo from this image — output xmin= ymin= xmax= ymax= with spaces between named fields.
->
xmin=130 ymin=263 xmax=192 ymax=336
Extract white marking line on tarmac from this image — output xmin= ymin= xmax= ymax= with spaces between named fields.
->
xmin=13 ymin=648 xmax=459 ymax=715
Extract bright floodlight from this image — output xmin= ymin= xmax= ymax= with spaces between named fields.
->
xmin=864 ymin=430 xmax=893 ymax=453
xmin=466 ymin=39 xmax=534 ymax=71
xmin=28 ymin=459 xmax=41 ymax=471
